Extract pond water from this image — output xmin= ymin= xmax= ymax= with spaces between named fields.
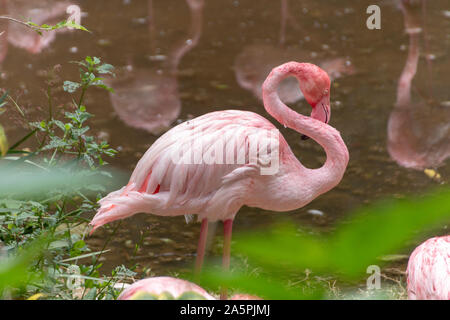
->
xmin=0 ymin=0 xmax=449 ymax=279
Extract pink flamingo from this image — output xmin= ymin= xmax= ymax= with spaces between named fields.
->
xmin=90 ymin=62 xmax=349 ymax=298
xmin=105 ymin=0 xmax=204 ymax=135
xmin=387 ymin=0 xmax=450 ymax=170
xmin=118 ymin=276 xmax=262 ymax=300
xmin=406 ymin=235 xmax=450 ymax=300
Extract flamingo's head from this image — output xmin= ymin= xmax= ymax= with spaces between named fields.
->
xmin=298 ymin=64 xmax=331 ymax=125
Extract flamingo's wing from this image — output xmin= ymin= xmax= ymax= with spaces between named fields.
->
xmin=407 ymin=236 xmax=450 ymax=300
xmin=91 ymin=110 xmax=279 ymax=228
xmin=130 ymin=110 xmax=277 ymax=203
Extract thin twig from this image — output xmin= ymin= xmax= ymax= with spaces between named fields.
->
xmin=0 ymin=16 xmax=49 ymax=32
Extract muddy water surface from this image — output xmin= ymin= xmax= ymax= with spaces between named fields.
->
xmin=1 ymin=0 xmax=449 ymax=279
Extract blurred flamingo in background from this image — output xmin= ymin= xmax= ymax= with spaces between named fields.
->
xmin=90 ymin=61 xmax=349 ymax=299
xmin=234 ymin=0 xmax=354 ymax=105
xmin=105 ymin=0 xmax=204 ymax=135
xmin=117 ymin=276 xmax=262 ymax=300
xmin=406 ymin=235 xmax=450 ymax=299
xmin=387 ymin=0 xmax=450 ymax=171
xmin=5 ymin=0 xmax=81 ymax=54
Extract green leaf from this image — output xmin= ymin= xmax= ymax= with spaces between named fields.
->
xmin=0 ymin=124 xmax=8 ymax=156
xmin=176 ymin=291 xmax=208 ymax=300
xmin=72 ymin=240 xmax=86 ymax=250
xmin=233 ymin=188 xmax=450 ymax=280
xmin=48 ymin=240 xmax=70 ymax=249
xmin=128 ymin=291 xmax=159 ymax=300
xmin=0 ymin=236 xmax=49 ymax=293
xmin=197 ymin=268 xmax=324 ymax=300
xmin=41 ymin=136 xmax=69 ymax=150
xmin=63 ymin=81 xmax=81 ymax=93
xmin=0 ymin=163 xmax=121 ymax=199
xmin=97 ymin=63 xmax=115 ymax=75
xmin=95 ymin=84 xmax=114 ymax=93
xmin=64 ymin=21 xmax=89 ymax=32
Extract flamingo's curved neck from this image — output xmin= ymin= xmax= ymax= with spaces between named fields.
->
xmin=262 ymin=63 xmax=349 ymax=195
xmin=396 ymin=33 xmax=420 ymax=108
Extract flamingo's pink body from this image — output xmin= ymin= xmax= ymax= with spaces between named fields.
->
xmin=90 ymin=62 xmax=349 ymax=298
xmin=406 ymin=236 xmax=450 ymax=300
xmin=118 ymin=277 xmax=215 ymax=300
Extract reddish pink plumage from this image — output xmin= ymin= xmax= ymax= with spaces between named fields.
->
xmin=406 ymin=236 xmax=450 ymax=300
xmin=89 ymin=62 xmax=349 ymax=283
xmin=90 ymin=62 xmax=348 ymax=231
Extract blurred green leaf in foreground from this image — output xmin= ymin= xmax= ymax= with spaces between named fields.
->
xmin=0 ymin=162 xmax=121 ymax=199
xmin=197 ymin=188 xmax=450 ymax=299
xmin=0 ymin=236 xmax=49 ymax=296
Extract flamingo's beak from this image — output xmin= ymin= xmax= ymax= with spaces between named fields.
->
xmin=301 ymin=95 xmax=330 ymax=141
xmin=310 ymin=95 xmax=331 ymax=124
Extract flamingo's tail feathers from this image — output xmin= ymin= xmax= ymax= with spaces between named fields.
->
xmin=89 ymin=185 xmax=160 ymax=233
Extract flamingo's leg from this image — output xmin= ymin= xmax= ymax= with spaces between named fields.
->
xmin=195 ymin=218 xmax=208 ymax=275
xmin=220 ymin=219 xmax=233 ymax=300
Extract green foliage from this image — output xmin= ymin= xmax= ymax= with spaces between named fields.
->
xmin=0 ymin=54 xmax=128 ymax=300
xmin=0 ymin=236 xmax=49 ymax=296
xmin=197 ymin=188 xmax=450 ymax=299
xmin=26 ymin=20 xmax=89 ymax=35
xmin=64 ymin=56 xmax=115 ymax=98
xmin=0 ymin=17 xmax=134 ymax=300
xmin=0 ymin=92 xmax=9 ymax=156
xmin=0 ymin=165 xmax=118 ymax=199
xmin=0 ymin=125 xmax=7 ymax=157
xmin=29 ymin=106 xmax=116 ymax=168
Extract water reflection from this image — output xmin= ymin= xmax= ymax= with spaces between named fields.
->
xmin=0 ymin=0 xmax=7 ymax=66
xmin=234 ymin=0 xmax=354 ymax=104
xmin=105 ymin=0 xmax=204 ymax=135
xmin=387 ymin=0 xmax=450 ymax=170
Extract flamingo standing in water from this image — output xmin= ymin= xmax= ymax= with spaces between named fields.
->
xmin=90 ymin=62 xmax=349 ymax=298
xmin=406 ymin=236 xmax=450 ymax=300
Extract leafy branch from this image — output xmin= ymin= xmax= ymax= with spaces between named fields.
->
xmin=0 ymin=16 xmax=89 ymax=35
